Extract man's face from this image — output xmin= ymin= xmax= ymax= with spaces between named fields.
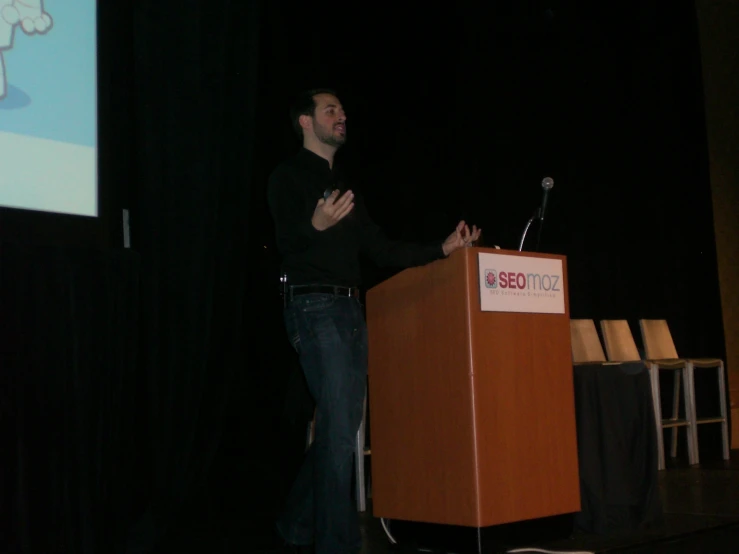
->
xmin=308 ymin=93 xmax=347 ymax=147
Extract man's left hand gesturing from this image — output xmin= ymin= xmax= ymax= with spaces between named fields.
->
xmin=442 ymin=220 xmax=482 ymax=256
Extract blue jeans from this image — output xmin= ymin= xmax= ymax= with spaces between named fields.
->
xmin=277 ymin=293 xmax=368 ymax=554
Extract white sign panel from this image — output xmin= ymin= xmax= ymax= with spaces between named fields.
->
xmin=478 ymin=253 xmax=565 ymax=314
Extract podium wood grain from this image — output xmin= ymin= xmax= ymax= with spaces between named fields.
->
xmin=366 ymin=247 xmax=580 ymax=527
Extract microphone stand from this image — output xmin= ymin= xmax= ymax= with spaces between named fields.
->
xmin=535 ymin=214 xmax=545 ymax=252
xmin=518 ymin=207 xmax=541 ymax=252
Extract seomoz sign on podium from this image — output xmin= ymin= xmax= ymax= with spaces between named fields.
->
xmin=366 ymin=247 xmax=579 ymax=528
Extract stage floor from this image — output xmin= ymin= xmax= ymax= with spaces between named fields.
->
xmin=155 ymin=453 xmax=739 ymax=554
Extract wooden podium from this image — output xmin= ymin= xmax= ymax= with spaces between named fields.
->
xmin=365 ymin=247 xmax=580 ymax=528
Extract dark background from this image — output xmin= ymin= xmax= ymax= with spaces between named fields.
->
xmin=0 ymin=1 xmax=727 ymax=553
xmin=253 ymin=0 xmax=721 ymax=349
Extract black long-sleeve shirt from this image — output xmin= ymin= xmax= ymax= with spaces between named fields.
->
xmin=267 ymin=148 xmax=445 ymax=287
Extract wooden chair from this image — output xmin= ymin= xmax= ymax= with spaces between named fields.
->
xmin=640 ymin=319 xmax=730 ymax=465
xmin=600 ymin=319 xmax=697 ymax=470
xmin=570 ymin=319 xmax=607 ymax=364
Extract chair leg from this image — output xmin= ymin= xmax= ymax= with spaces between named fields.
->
xmin=306 ymin=420 xmax=314 ymax=451
xmin=670 ymin=370 xmax=681 ymax=458
xmin=718 ymin=361 xmax=731 ymax=461
xmin=685 ymin=363 xmax=699 ymax=466
xmin=355 ymin=394 xmax=367 ymax=512
xmin=649 ymin=364 xmax=666 ymax=471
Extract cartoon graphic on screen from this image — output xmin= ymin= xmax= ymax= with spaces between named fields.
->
xmin=0 ymin=0 xmax=52 ymax=100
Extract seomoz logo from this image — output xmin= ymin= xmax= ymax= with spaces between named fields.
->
xmin=484 ymin=269 xmax=498 ymax=289
xmin=488 ymin=270 xmax=561 ymax=292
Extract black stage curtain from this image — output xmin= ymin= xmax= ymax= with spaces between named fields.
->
xmin=1 ymin=1 xmax=263 ymax=553
xmin=0 ymin=242 xmax=140 ymax=553
xmin=250 ymin=2 xmax=726 ymax=364
xmin=125 ymin=1 xmax=262 ymax=552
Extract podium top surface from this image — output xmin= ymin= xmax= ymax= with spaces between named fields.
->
xmin=368 ymin=246 xmax=568 ymax=298
xmin=467 ymin=246 xmax=567 ymax=260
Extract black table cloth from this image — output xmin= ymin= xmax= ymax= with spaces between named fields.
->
xmin=572 ymin=361 xmax=664 ymax=534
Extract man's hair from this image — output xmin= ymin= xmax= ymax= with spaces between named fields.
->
xmin=290 ymin=88 xmax=339 ymax=139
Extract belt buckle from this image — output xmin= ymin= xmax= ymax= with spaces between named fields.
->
xmin=334 ymin=286 xmax=354 ymax=297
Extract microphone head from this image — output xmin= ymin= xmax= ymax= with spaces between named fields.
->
xmin=541 ymin=177 xmax=554 ymax=190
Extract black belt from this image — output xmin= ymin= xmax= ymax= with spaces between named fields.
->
xmin=289 ymin=285 xmax=359 ymax=299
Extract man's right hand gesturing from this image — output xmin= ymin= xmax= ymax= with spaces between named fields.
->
xmin=312 ymin=189 xmax=354 ymax=231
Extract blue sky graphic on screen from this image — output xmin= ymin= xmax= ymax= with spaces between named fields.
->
xmin=0 ymin=0 xmax=97 ymax=217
